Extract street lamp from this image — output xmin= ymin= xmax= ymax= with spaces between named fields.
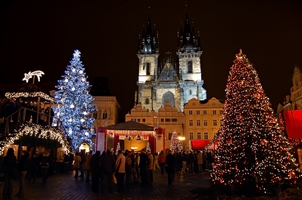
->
xmin=178 ymin=136 xmax=186 ymax=150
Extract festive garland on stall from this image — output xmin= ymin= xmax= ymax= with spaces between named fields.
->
xmin=0 ymin=123 xmax=70 ymax=155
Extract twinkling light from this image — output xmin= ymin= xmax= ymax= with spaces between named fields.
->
xmin=0 ymin=123 xmax=71 ymax=155
xmin=52 ymin=49 xmax=97 ymax=151
xmin=5 ymin=91 xmax=54 ymax=102
xmin=22 ymin=70 xmax=45 ymax=83
xmin=210 ymin=49 xmax=301 ymax=193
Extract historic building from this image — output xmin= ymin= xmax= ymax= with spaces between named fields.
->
xmin=125 ymin=103 xmax=185 ymax=151
xmin=135 ymin=15 xmax=207 ymax=113
xmin=124 ymin=15 xmax=225 ymax=152
xmin=93 ymin=96 xmax=120 ymax=128
xmin=277 ymin=67 xmax=302 ymax=113
xmin=184 ymin=97 xmax=224 ymax=149
xmin=276 ymin=67 xmax=302 ymax=140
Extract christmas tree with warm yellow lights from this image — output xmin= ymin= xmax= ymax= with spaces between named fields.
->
xmin=210 ymin=50 xmax=300 ymax=194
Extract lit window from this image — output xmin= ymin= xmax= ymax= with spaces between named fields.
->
xmin=102 ymin=111 xmax=107 ymax=119
xmin=197 ymin=120 xmax=200 ymax=126
xmin=197 ymin=132 xmax=201 ymax=139
xmin=204 ymin=120 xmax=208 ymax=126
xmin=168 ymin=133 xmax=172 ymax=140
xmin=190 ymin=132 xmax=193 ymax=140
xmin=213 ymin=120 xmax=217 ymax=126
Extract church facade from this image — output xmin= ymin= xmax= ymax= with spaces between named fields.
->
xmin=135 ymin=15 xmax=207 ymax=112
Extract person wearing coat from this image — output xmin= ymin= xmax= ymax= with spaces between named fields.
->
xmin=146 ymin=150 xmax=154 ymax=184
xmin=1 ymin=148 xmax=17 ymax=199
xmin=115 ymin=150 xmax=126 ymax=192
xmin=73 ymin=152 xmax=81 ymax=178
xmin=85 ymin=151 xmax=93 ymax=182
xmin=165 ymin=150 xmax=175 ymax=185
xmin=16 ymin=150 xmax=30 ymax=197
xmin=197 ymin=151 xmax=203 ymax=173
xmin=101 ymin=150 xmax=115 ymax=193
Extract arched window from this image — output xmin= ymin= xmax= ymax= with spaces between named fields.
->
xmin=162 ymin=91 xmax=175 ymax=108
xmin=102 ymin=110 xmax=107 ymax=119
xmin=187 ymin=61 xmax=193 ymax=73
xmin=145 ymin=98 xmax=150 ymax=104
xmin=146 ymin=62 xmax=151 ymax=75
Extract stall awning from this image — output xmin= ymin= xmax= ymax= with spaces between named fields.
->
xmin=191 ymin=140 xmax=214 ymax=150
xmin=284 ymin=110 xmax=302 ymax=139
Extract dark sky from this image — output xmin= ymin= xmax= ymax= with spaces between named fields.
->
xmin=1 ymin=0 xmax=302 ymax=121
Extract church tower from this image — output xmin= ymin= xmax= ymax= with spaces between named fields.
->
xmin=136 ymin=17 xmax=159 ymax=112
xmin=176 ymin=14 xmax=207 ymax=108
xmin=135 ymin=15 xmax=207 ymax=112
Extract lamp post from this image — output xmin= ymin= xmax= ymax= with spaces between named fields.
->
xmin=178 ymin=136 xmax=185 ymax=151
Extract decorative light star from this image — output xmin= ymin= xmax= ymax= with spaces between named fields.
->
xmin=22 ymin=70 xmax=45 ymax=83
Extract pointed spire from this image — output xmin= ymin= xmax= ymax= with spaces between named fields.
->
xmin=138 ymin=16 xmax=159 ymax=54
xmin=137 ymin=34 xmax=141 ymax=53
xmin=177 ymin=14 xmax=199 ymax=52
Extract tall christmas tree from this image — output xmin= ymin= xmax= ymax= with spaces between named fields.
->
xmin=170 ymin=131 xmax=183 ymax=152
xmin=52 ymin=49 xmax=97 ymax=151
xmin=210 ymin=50 xmax=300 ymax=193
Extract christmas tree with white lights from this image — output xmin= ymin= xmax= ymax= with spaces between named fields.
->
xmin=52 ymin=49 xmax=97 ymax=151
xmin=210 ymin=50 xmax=300 ymax=194
xmin=170 ymin=131 xmax=182 ymax=152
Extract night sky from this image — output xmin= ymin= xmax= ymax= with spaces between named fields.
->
xmin=1 ymin=0 xmax=302 ymax=121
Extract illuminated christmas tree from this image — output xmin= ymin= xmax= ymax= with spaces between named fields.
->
xmin=170 ymin=131 xmax=182 ymax=152
xmin=210 ymin=50 xmax=300 ymax=194
xmin=52 ymin=49 xmax=97 ymax=151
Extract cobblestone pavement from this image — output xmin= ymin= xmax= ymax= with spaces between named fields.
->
xmin=0 ymin=170 xmax=210 ymax=200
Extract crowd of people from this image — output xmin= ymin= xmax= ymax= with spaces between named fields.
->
xmin=66 ymin=148 xmax=215 ymax=193
xmin=0 ymin=147 xmax=214 ymax=199
xmin=0 ymin=148 xmax=54 ymax=199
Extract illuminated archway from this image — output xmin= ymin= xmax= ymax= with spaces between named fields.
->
xmin=0 ymin=123 xmax=71 ymax=155
xmin=79 ymin=142 xmax=90 ymax=153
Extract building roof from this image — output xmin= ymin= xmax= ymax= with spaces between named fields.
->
xmin=107 ymin=121 xmax=154 ymax=131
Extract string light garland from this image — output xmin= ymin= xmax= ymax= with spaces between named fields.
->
xmin=210 ymin=49 xmax=301 ymax=193
xmin=0 ymin=123 xmax=71 ymax=155
xmin=5 ymin=91 xmax=54 ymax=102
xmin=52 ymin=49 xmax=97 ymax=151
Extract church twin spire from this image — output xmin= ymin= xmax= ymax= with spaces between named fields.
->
xmin=137 ymin=16 xmax=159 ymax=54
xmin=177 ymin=14 xmax=202 ymax=53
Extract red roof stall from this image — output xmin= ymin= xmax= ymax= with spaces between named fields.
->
xmin=191 ymin=140 xmax=214 ymax=150
xmin=284 ymin=110 xmax=302 ymax=139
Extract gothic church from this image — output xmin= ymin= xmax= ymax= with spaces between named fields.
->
xmin=135 ymin=15 xmax=207 ymax=112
